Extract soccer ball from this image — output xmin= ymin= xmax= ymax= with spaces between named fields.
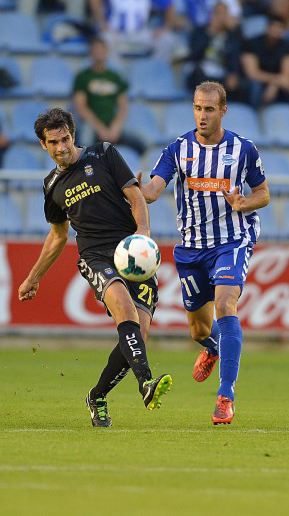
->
xmin=114 ymin=235 xmax=161 ymax=282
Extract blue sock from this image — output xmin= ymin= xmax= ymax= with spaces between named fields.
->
xmin=198 ymin=319 xmax=219 ymax=356
xmin=217 ymin=316 xmax=242 ymax=401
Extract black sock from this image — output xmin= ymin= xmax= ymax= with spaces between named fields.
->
xmin=117 ymin=320 xmax=152 ymax=392
xmin=90 ymin=343 xmax=130 ymax=399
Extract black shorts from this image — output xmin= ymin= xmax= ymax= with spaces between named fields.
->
xmin=77 ymin=247 xmax=158 ymax=319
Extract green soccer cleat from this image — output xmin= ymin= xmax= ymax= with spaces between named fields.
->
xmin=142 ymin=374 xmax=172 ymax=410
xmin=86 ymin=391 xmax=112 ymax=428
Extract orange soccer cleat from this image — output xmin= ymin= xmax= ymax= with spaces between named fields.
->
xmin=193 ymin=349 xmax=219 ymax=382
xmin=212 ymin=395 xmax=235 ymax=425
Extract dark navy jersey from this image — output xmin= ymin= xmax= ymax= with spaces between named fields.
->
xmin=44 ymin=143 xmax=138 ymax=254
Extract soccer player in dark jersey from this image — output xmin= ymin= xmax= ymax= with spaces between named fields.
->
xmin=18 ymin=107 xmax=172 ymax=428
xmin=139 ymin=82 xmax=270 ymax=425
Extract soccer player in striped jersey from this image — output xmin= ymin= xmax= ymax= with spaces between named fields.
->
xmin=139 ymin=81 xmax=270 ymax=424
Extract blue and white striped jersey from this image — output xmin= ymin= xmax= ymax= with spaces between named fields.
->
xmin=151 ymin=129 xmax=266 ymax=249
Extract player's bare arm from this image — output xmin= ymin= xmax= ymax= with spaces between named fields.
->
xmin=221 ymin=180 xmax=270 ymax=212
xmin=18 ymin=221 xmax=69 ymax=301
xmin=123 ymin=184 xmax=150 ymax=237
xmin=137 ymin=172 xmax=166 ymax=203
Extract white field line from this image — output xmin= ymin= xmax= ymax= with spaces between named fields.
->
xmin=0 ymin=465 xmax=288 ymax=475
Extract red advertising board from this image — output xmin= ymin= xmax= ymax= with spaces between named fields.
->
xmin=1 ymin=240 xmax=289 ymax=335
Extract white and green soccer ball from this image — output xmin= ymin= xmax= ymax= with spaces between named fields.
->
xmin=114 ymin=235 xmax=161 ymax=282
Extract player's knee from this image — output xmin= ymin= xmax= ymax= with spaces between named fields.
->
xmin=215 ymin=297 xmax=237 ymax=318
xmin=189 ymin=324 xmax=211 ymax=343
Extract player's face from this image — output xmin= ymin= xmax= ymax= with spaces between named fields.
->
xmin=193 ymin=91 xmax=227 ymax=144
xmin=40 ymin=127 xmax=77 ymax=168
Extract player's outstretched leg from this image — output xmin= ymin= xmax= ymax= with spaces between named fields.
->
xmin=86 ymin=391 xmax=112 ymax=428
xmin=117 ymin=321 xmax=172 ymax=410
xmin=86 ymin=343 xmax=130 ymax=427
xmin=142 ymin=374 xmax=172 ymax=411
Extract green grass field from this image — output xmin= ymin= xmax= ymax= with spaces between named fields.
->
xmin=0 ymin=345 xmax=289 ymax=516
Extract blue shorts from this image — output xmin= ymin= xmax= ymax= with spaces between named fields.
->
xmin=174 ymin=239 xmax=254 ymax=312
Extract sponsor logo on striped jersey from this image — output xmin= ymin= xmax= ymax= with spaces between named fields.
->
xmin=187 ymin=177 xmax=230 ymax=192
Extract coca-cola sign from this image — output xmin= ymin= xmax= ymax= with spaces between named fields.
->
xmin=1 ymin=241 xmax=289 ymax=334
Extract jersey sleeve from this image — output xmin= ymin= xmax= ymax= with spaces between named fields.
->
xmin=103 ymin=143 xmax=138 ymax=190
xmin=44 ymin=194 xmax=67 ymax=224
xmin=245 ymin=143 xmax=266 ymax=188
xmin=150 ymin=144 xmax=177 ymax=186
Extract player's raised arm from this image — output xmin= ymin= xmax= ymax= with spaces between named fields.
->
xmin=137 ymin=172 xmax=166 ymax=204
xmin=18 ymin=221 xmax=69 ymax=301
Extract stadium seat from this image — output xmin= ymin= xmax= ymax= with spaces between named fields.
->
xmin=0 ymin=12 xmax=51 ymax=53
xmin=123 ymin=103 xmax=167 ymax=147
xmin=261 ymin=104 xmax=289 ymax=147
xmin=144 ymin=146 xmax=164 ymax=174
xmin=2 ymin=144 xmax=43 ymax=189
xmin=163 ymin=102 xmax=194 ymax=142
xmin=11 ymin=100 xmax=49 ymax=143
xmin=148 ymin=196 xmax=179 ymax=239
xmin=0 ymin=56 xmax=36 ymax=98
xmin=25 ymin=192 xmax=49 ymax=235
xmin=225 ymin=103 xmax=268 ymax=147
xmin=0 ymin=104 xmax=9 ymax=136
xmin=115 ymin=145 xmax=141 ymax=173
xmin=0 ymin=0 xmax=16 ymax=8
xmin=0 ymin=193 xmax=23 ymax=234
xmin=42 ymin=13 xmax=90 ymax=56
xmin=259 ymin=149 xmax=289 ymax=196
xmin=129 ymin=58 xmax=186 ymax=101
xmin=259 ymin=201 xmax=289 ymax=240
xmin=260 ymin=150 xmax=289 ymax=178
xmin=31 ymin=57 xmax=74 ymax=98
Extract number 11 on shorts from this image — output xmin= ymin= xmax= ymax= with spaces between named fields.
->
xmin=181 ymin=275 xmax=200 ymax=296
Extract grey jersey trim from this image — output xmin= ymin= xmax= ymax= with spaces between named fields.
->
xmin=122 ymin=178 xmax=138 ymax=190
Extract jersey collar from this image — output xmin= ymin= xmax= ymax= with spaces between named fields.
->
xmin=192 ymin=128 xmax=228 ymax=149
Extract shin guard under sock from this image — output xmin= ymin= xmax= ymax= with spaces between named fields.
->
xmin=90 ymin=343 xmax=130 ymax=399
xmin=217 ymin=315 xmax=242 ymax=401
xmin=117 ymin=320 xmax=152 ymax=391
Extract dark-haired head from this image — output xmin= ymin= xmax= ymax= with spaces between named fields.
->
xmin=34 ymin=107 xmax=75 ymax=142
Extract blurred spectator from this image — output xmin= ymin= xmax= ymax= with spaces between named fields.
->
xmin=184 ymin=2 xmax=242 ymax=100
xmin=87 ymin=0 xmax=184 ymax=61
xmin=240 ymin=0 xmax=270 ymax=17
xmin=241 ymin=15 xmax=289 ymax=107
xmin=0 ymin=128 xmax=9 ymax=167
xmin=269 ymin=0 xmax=289 ymax=35
xmin=73 ymin=36 xmax=145 ymax=154
xmin=183 ymin=0 xmax=242 ymax=29
xmin=37 ymin=0 xmax=66 ymax=13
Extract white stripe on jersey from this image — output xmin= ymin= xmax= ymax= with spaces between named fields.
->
xmin=229 ymin=137 xmax=242 ymax=242
xmin=172 ymin=133 xmax=261 ymax=248
xmin=216 ymin=143 xmax=229 ymax=244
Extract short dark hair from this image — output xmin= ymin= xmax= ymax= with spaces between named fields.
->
xmin=194 ymin=81 xmax=227 ymax=108
xmin=34 ymin=107 xmax=75 ymax=141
